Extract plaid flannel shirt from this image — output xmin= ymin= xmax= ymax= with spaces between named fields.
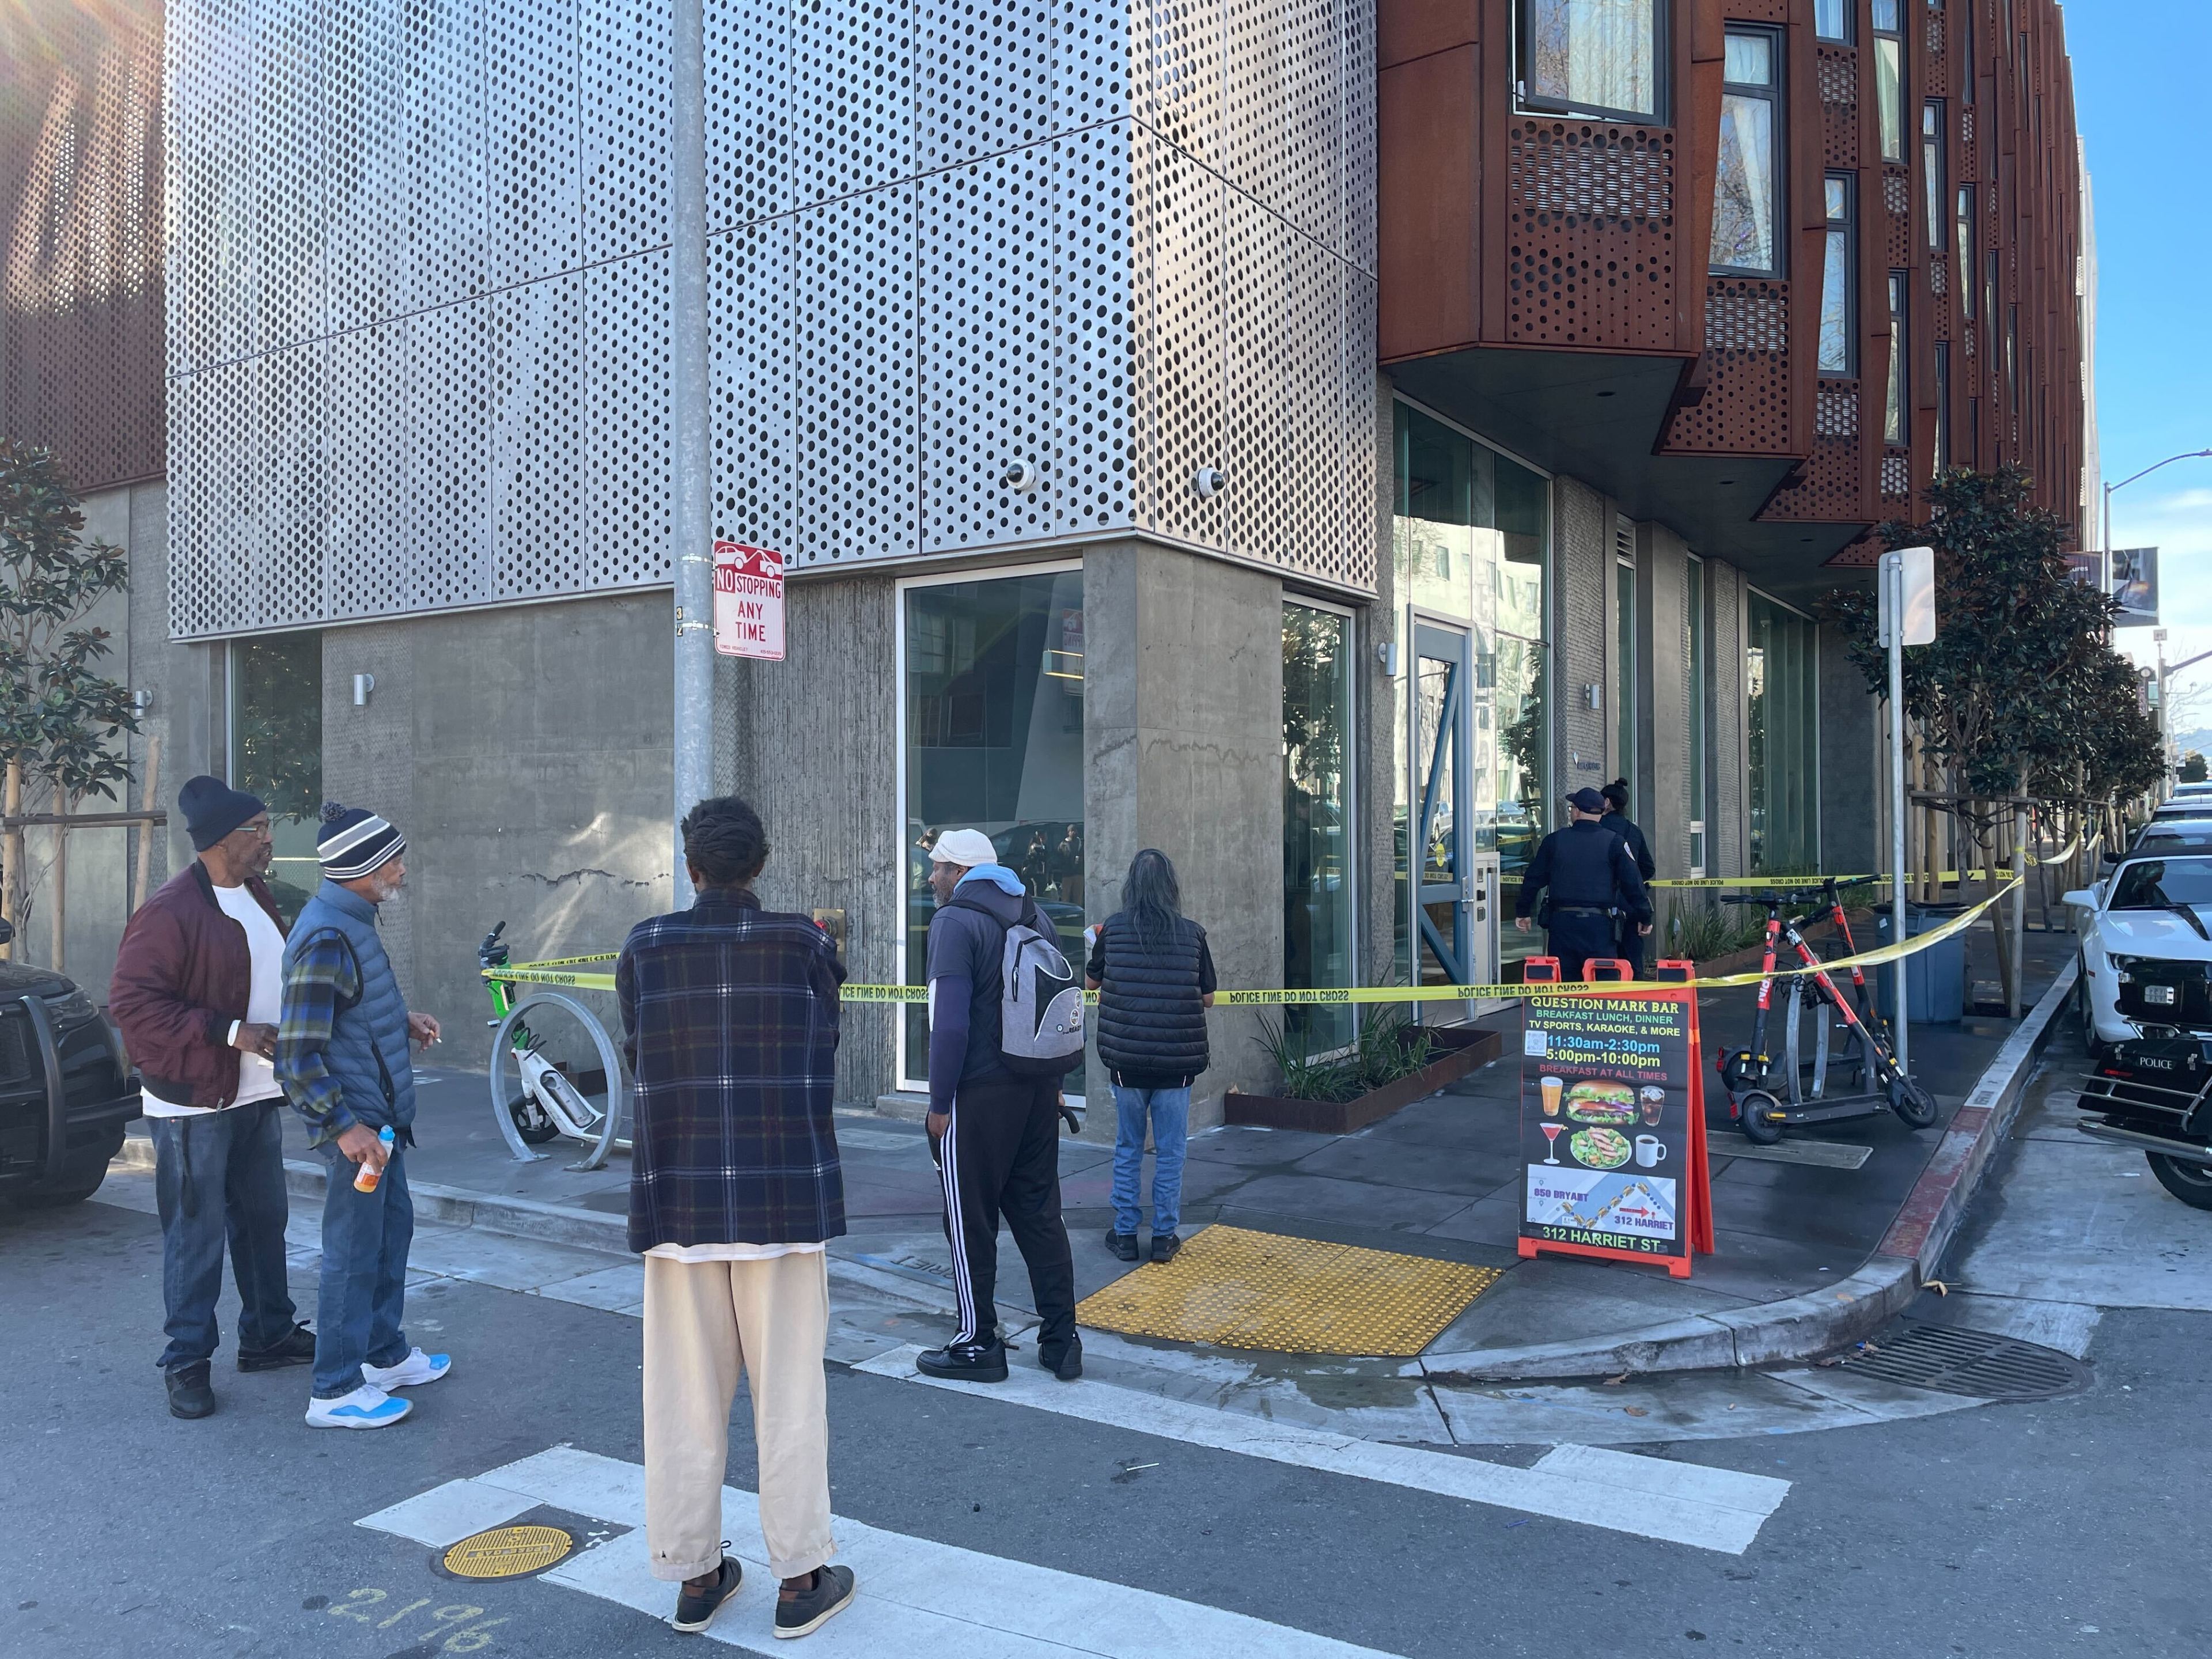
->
xmin=617 ymin=887 xmax=847 ymax=1253
xmin=274 ymin=929 xmax=359 ymax=1140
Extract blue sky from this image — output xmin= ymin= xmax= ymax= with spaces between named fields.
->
xmin=2067 ymin=2 xmax=2212 ymax=732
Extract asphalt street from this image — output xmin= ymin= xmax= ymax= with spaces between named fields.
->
xmin=4 ymin=1028 xmax=2205 ymax=1659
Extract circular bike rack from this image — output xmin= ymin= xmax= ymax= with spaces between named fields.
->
xmin=488 ymin=990 xmax=630 ymax=1171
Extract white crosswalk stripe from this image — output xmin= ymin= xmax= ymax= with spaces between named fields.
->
xmin=359 ymin=1447 xmax=1408 ymax=1657
xmin=855 ymin=1345 xmax=1791 ymax=1554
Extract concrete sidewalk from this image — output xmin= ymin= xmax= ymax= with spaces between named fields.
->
xmin=111 ymin=927 xmax=2078 ymax=1390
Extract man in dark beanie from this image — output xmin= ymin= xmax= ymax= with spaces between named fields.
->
xmin=111 ymin=776 xmax=313 ymax=1419
xmin=275 ymin=802 xmax=446 ymax=1430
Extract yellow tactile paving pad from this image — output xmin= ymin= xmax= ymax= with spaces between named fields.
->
xmin=1075 ymin=1225 xmax=1503 ymax=1358
xmin=442 ymin=1524 xmax=575 ymax=1580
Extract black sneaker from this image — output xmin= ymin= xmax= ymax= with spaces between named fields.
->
xmin=671 ymin=1554 xmax=742 ymax=1634
xmin=238 ymin=1323 xmax=316 ymax=1372
xmin=775 ymin=1564 xmax=856 ymax=1640
xmin=1039 ymin=1338 xmax=1082 ymax=1382
xmin=165 ymin=1362 xmax=215 ymax=1419
xmin=1103 ymin=1229 xmax=1138 ymax=1262
xmin=1150 ymin=1232 xmax=1182 ymax=1264
xmin=915 ymin=1339 xmax=1008 ymax=1382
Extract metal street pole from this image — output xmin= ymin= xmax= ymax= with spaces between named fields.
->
xmin=2103 ymin=448 xmax=2212 ymax=599
xmin=669 ymin=0 xmax=712 ymax=906
xmin=1882 ymin=551 xmax=1910 ymax=1078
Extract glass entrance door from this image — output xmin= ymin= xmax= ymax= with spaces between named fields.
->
xmin=1411 ymin=623 xmax=1474 ymax=1010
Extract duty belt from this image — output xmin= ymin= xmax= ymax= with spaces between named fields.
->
xmin=1551 ymin=904 xmax=1613 ymax=916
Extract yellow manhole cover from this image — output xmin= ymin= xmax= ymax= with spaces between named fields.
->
xmin=1075 ymin=1224 xmax=1502 ymax=1357
xmin=441 ymin=1524 xmax=574 ymax=1580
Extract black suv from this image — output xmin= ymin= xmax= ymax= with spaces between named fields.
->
xmin=0 ymin=925 xmax=137 ymax=1207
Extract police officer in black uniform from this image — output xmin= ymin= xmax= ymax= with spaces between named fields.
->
xmin=1515 ymin=787 xmax=1653 ymax=979
xmin=1600 ymin=778 xmax=1657 ymax=976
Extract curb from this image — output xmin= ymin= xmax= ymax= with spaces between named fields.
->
xmin=1422 ymin=959 xmax=2078 ymax=1383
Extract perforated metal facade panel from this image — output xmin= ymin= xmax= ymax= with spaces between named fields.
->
xmin=166 ymin=0 xmax=1378 ymax=639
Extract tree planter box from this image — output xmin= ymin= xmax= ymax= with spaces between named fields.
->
xmin=1224 ymin=1026 xmax=1505 ymax=1135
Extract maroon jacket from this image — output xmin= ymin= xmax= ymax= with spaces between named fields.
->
xmin=109 ymin=862 xmax=290 ymax=1109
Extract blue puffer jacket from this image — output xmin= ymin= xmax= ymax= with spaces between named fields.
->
xmin=283 ymin=880 xmax=416 ymax=1137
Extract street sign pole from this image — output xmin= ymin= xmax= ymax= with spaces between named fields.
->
xmin=669 ymin=0 xmax=711 ymax=906
xmin=1881 ymin=551 xmax=1909 ymax=1078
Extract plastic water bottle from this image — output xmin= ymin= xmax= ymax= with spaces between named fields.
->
xmin=353 ymin=1125 xmax=395 ymax=1194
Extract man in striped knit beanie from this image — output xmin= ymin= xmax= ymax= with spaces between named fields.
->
xmin=275 ymin=802 xmax=449 ymax=1430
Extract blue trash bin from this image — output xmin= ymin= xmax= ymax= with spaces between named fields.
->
xmin=1876 ymin=905 xmax=1968 ymax=1026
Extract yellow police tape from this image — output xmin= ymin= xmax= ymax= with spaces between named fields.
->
xmin=483 ymin=874 xmax=2018 ymax=1005
xmin=1646 ymin=830 xmax=2096 ymax=889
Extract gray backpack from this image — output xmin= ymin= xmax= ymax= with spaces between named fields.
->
xmin=997 ymin=903 xmax=1086 ymax=1077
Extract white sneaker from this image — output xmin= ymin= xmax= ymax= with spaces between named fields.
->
xmin=305 ymin=1383 xmax=411 ymax=1430
xmin=361 ymin=1347 xmax=452 ymax=1390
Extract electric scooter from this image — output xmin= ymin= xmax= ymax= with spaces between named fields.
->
xmin=1713 ymin=882 xmax=1940 ymax=1145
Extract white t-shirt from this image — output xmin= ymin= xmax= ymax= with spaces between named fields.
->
xmin=141 ymin=881 xmax=289 ymax=1119
xmin=644 ymin=1241 xmax=825 ymax=1263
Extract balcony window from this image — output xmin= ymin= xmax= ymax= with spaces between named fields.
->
xmin=1956 ymin=187 xmax=1976 ymax=316
xmin=1711 ymin=29 xmax=1782 ymax=276
xmin=1814 ymin=0 xmax=1849 ymax=42
xmin=1933 ymin=343 xmax=1950 ymax=475
xmin=1874 ymin=1 xmax=1906 ymax=162
xmin=1516 ymin=0 xmax=1664 ymax=123
xmin=1885 ymin=272 xmax=1908 ymax=445
xmin=1819 ymin=175 xmax=1855 ymax=375
xmin=1922 ymin=103 xmax=1945 ymax=248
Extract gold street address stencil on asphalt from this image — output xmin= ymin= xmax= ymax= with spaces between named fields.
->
xmin=1075 ymin=1225 xmax=1501 ymax=1357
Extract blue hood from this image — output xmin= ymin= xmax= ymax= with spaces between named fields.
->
xmin=955 ymin=862 xmax=1026 ymax=897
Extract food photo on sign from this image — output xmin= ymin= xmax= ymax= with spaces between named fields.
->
xmin=1520 ymin=984 xmax=1711 ymax=1275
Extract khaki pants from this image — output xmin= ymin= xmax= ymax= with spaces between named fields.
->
xmin=642 ymin=1250 xmax=835 ymax=1582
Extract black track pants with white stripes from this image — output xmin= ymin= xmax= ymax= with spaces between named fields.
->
xmin=936 ymin=1074 xmax=1077 ymax=1354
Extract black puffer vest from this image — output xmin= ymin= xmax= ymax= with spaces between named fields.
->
xmin=1094 ymin=911 xmax=1210 ymax=1086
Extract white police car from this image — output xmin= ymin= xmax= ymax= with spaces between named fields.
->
xmin=2066 ymin=854 xmax=2212 ymax=1055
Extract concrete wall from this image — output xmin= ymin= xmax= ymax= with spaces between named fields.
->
xmin=1706 ymin=556 xmax=1749 ymax=877
xmin=719 ymin=570 xmax=901 ymax=1110
xmin=1551 ymin=476 xmax=1611 ymax=800
xmin=1637 ymin=523 xmax=1694 ymax=880
xmin=1086 ymin=541 xmax=1286 ymax=1126
xmin=320 ymin=595 xmax=675 ymax=1046
xmin=8 ymin=479 xmax=209 ymax=1007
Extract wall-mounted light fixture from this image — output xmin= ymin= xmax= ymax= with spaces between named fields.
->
xmin=1583 ymin=683 xmax=1603 ymax=711
xmin=132 ymin=689 xmax=154 ymax=716
xmin=353 ymin=672 xmax=376 ymax=707
xmin=1376 ymin=641 xmax=1400 ymax=676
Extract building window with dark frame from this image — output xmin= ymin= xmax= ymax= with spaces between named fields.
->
xmin=1885 ymin=272 xmax=1908 ymax=445
xmin=1922 ymin=102 xmax=1945 ymax=249
xmin=1956 ymin=186 xmax=1976 ymax=316
xmin=1984 ymin=249 xmax=2001 ymax=353
xmin=1711 ymin=27 xmax=1783 ymax=276
xmin=1515 ymin=0 xmax=1665 ymax=124
xmin=1933 ymin=343 xmax=1950 ymax=475
xmin=1814 ymin=0 xmax=1849 ymax=42
xmin=1873 ymin=0 xmax=1906 ymax=163
xmin=2006 ymin=302 xmax=2020 ymax=421
xmin=1819 ymin=175 xmax=1855 ymax=375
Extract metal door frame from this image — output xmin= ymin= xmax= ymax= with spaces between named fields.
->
xmin=1410 ymin=618 xmax=1476 ymax=1017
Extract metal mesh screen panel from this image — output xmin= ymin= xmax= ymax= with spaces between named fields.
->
xmin=167 ymin=0 xmax=1380 ymax=639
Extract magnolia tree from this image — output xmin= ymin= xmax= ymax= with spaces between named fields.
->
xmin=0 ymin=441 xmax=138 ymax=952
xmin=1822 ymin=466 xmax=2157 ymax=1007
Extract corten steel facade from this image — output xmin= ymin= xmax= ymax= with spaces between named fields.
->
xmin=157 ymin=0 xmax=1379 ymax=641
xmin=1377 ymin=0 xmax=2088 ymax=587
xmin=0 ymin=0 xmax=166 ymax=492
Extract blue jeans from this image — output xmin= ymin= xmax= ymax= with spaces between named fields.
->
xmin=1110 ymin=1084 xmax=1191 ymax=1238
xmin=151 ymin=1101 xmax=299 ymax=1372
xmin=312 ymin=1141 xmax=414 ymax=1398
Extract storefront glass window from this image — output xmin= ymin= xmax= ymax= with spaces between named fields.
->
xmin=901 ymin=569 xmax=1085 ymax=1085
xmin=1285 ymin=601 xmax=1354 ymax=1052
xmin=228 ymin=633 xmax=323 ymax=921
xmin=1745 ymin=594 xmax=1820 ymax=874
xmin=1392 ymin=404 xmax=1550 ymax=989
